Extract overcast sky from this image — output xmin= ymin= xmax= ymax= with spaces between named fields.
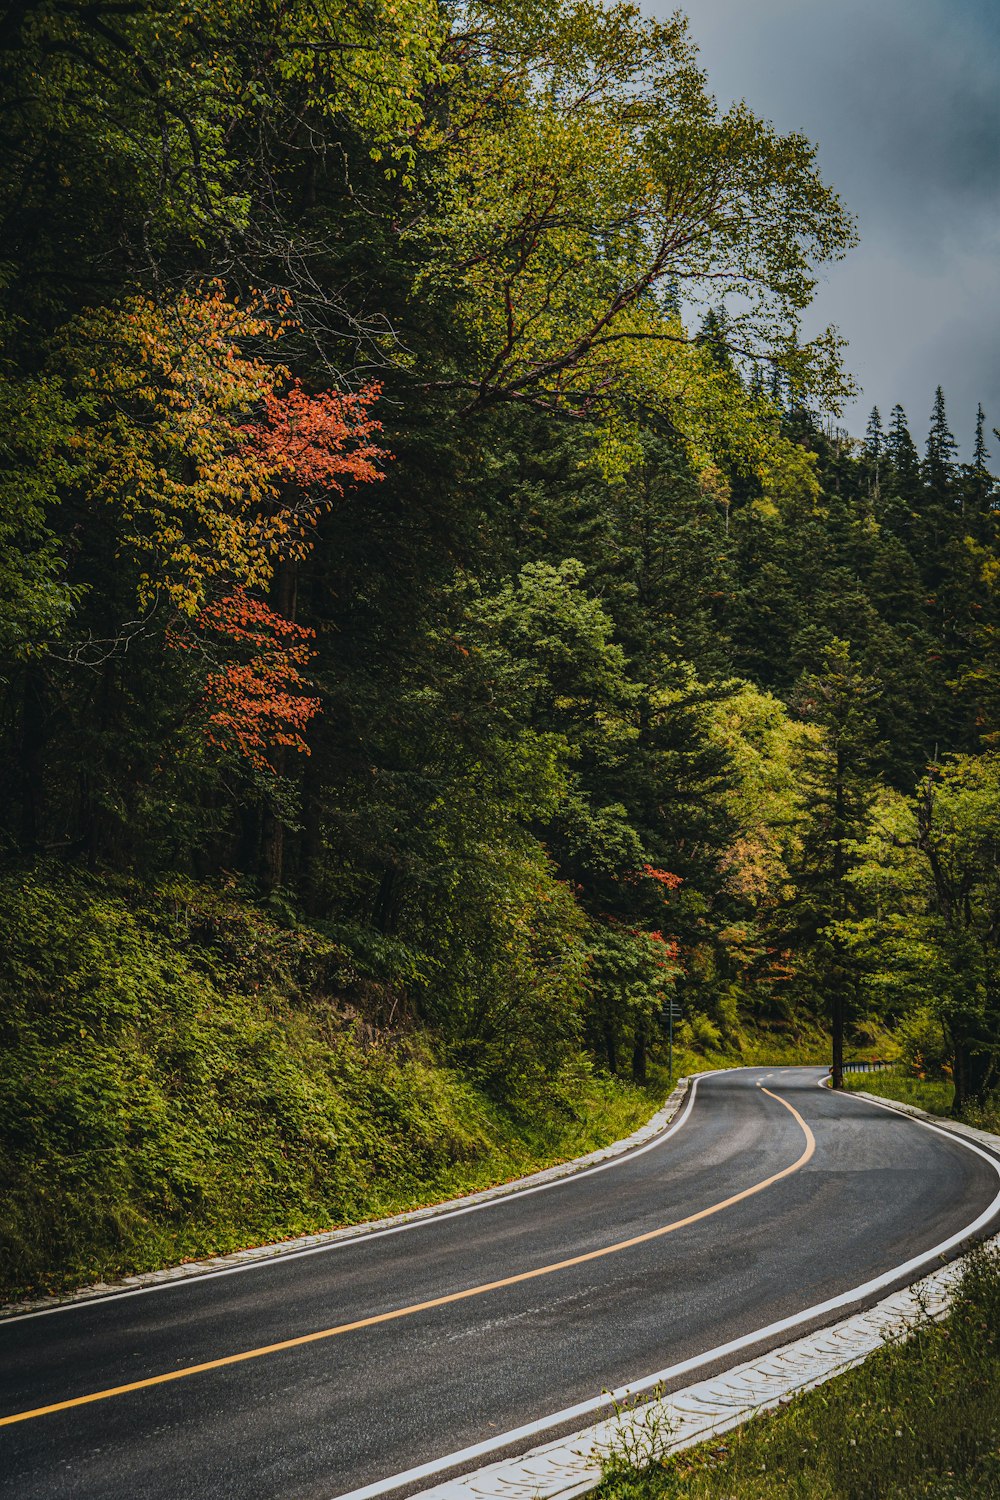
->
xmin=648 ymin=0 xmax=1000 ymax=455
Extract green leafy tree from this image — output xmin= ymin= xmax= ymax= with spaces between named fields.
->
xmin=914 ymin=756 xmax=1000 ymax=1108
xmin=849 ymin=757 xmax=1000 ymax=1112
xmin=415 ymin=0 xmax=855 ymax=421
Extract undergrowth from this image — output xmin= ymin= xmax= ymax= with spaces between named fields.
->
xmin=0 ymin=869 xmax=828 ymax=1301
xmin=0 ymin=869 xmax=654 ymax=1299
xmin=595 ymin=1243 xmax=1000 ymax=1500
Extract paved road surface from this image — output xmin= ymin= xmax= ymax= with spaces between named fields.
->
xmin=2 ymin=1068 xmax=999 ymax=1500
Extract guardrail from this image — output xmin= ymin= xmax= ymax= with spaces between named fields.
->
xmin=841 ymin=1060 xmax=896 ymax=1074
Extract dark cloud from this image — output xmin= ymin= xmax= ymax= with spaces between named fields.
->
xmin=651 ymin=0 xmax=1000 ymax=453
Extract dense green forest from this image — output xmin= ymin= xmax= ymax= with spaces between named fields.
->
xmin=1 ymin=0 xmax=999 ymax=1290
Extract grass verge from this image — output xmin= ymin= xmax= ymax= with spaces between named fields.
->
xmin=595 ymin=1243 xmax=1000 ymax=1500
xmin=0 ymin=870 xmax=661 ymax=1301
xmin=843 ymin=1071 xmax=1000 ymax=1135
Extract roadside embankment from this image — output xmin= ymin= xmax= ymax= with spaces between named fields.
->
xmin=0 ymin=869 xmax=824 ymax=1303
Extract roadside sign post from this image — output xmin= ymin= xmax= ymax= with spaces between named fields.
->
xmin=661 ymin=1000 xmax=683 ymax=1081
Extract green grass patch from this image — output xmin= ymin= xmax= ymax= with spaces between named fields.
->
xmin=843 ymin=1071 xmax=1000 ymax=1136
xmin=657 ymin=1015 xmax=831 ymax=1089
xmin=843 ymin=1071 xmax=955 ymax=1117
xmin=596 ymin=1243 xmax=1000 ymax=1500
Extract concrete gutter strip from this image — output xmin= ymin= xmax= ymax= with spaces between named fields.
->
xmin=0 ymin=1077 xmax=693 ymax=1320
xmin=409 ymin=1251 xmax=975 ymax=1500
xmin=407 ymin=1091 xmax=1000 ymax=1500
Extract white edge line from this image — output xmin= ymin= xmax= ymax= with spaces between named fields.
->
xmin=2 ymin=1070 xmax=743 ymax=1326
xmin=330 ymin=1079 xmax=1000 ymax=1500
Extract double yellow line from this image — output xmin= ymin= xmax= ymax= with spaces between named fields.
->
xmin=0 ymin=1086 xmax=814 ymax=1428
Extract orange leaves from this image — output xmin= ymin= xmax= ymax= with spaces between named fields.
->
xmin=69 ymin=284 xmax=388 ymax=617
xmin=621 ymin=863 xmax=683 ymax=890
xmin=645 ymin=930 xmax=680 ymax=964
xmin=628 ymin=927 xmax=681 ymax=969
xmin=197 ymin=589 xmax=314 ymax=657
xmin=172 ymin=589 xmax=320 ymax=771
xmin=243 ymin=382 xmax=387 ymax=491
xmin=67 ymin=280 xmax=392 ymax=765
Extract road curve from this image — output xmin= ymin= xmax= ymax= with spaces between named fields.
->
xmin=2 ymin=1067 xmax=999 ymax=1500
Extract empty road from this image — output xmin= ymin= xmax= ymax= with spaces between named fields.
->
xmin=2 ymin=1067 xmax=999 ymax=1500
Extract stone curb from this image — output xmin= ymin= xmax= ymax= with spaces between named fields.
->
xmin=0 ymin=1076 xmax=694 ymax=1320
xmin=406 ymin=1088 xmax=1000 ymax=1500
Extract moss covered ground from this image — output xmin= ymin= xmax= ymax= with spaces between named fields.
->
xmin=0 ymin=870 xmax=660 ymax=1299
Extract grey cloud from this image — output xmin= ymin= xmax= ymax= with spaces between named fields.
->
xmin=650 ymin=0 xmax=1000 ymax=450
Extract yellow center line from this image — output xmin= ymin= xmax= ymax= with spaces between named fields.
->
xmin=1 ymin=1086 xmax=814 ymax=1428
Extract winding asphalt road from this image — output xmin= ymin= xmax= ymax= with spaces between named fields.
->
xmin=3 ymin=1067 xmax=1000 ymax=1500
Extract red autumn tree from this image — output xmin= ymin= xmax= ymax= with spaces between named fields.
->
xmin=90 ymin=285 xmax=396 ymax=769
xmin=74 ymin=283 xmax=390 ymax=767
xmin=175 ymin=590 xmax=320 ymax=771
xmin=237 ymin=379 xmax=389 ymax=571
xmin=183 ymin=378 xmax=389 ymax=770
xmin=243 ymin=381 xmax=386 ymax=491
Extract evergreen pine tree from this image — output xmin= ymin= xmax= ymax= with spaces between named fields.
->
xmin=962 ymin=402 xmax=993 ymax=524
xmin=974 ymin=404 xmax=989 ymax=472
xmin=923 ymin=385 xmax=958 ymax=491
xmin=864 ymin=406 xmax=884 ymax=460
xmin=885 ymin=404 xmax=921 ymax=492
xmin=789 ymin=640 xmax=882 ymax=1088
xmin=697 ymin=308 xmax=733 ymax=371
xmin=864 ymin=406 xmax=884 ymax=504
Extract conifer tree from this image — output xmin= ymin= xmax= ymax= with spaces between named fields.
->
xmin=974 ymin=404 xmax=989 ymax=472
xmin=864 ymin=405 xmax=884 ymax=503
xmin=923 ymin=385 xmax=958 ymax=491
xmin=965 ymin=403 xmax=993 ymax=520
xmin=885 ymin=404 xmax=921 ymax=493
xmin=864 ymin=406 xmax=884 ymax=461
xmin=789 ymin=640 xmax=882 ymax=1087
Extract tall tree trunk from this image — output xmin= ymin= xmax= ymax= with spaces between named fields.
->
xmin=300 ymin=750 xmax=323 ymax=917
xmin=952 ymin=1033 xmax=995 ymax=1116
xmin=603 ymin=1017 xmax=618 ymax=1076
xmin=830 ymin=748 xmax=847 ymax=1088
xmin=259 ymin=560 xmax=299 ymax=892
xmin=631 ymin=1022 xmax=647 ymax=1084
xmin=372 ymin=865 xmax=400 ymax=934
xmin=238 ymin=801 xmax=260 ymax=877
xmin=831 ymin=979 xmax=845 ymax=1090
xmin=260 ymin=755 xmax=287 ymax=893
xmin=19 ymin=664 xmax=45 ymax=852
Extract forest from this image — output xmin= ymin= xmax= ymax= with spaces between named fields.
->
xmin=1 ymin=0 xmax=999 ymax=1292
